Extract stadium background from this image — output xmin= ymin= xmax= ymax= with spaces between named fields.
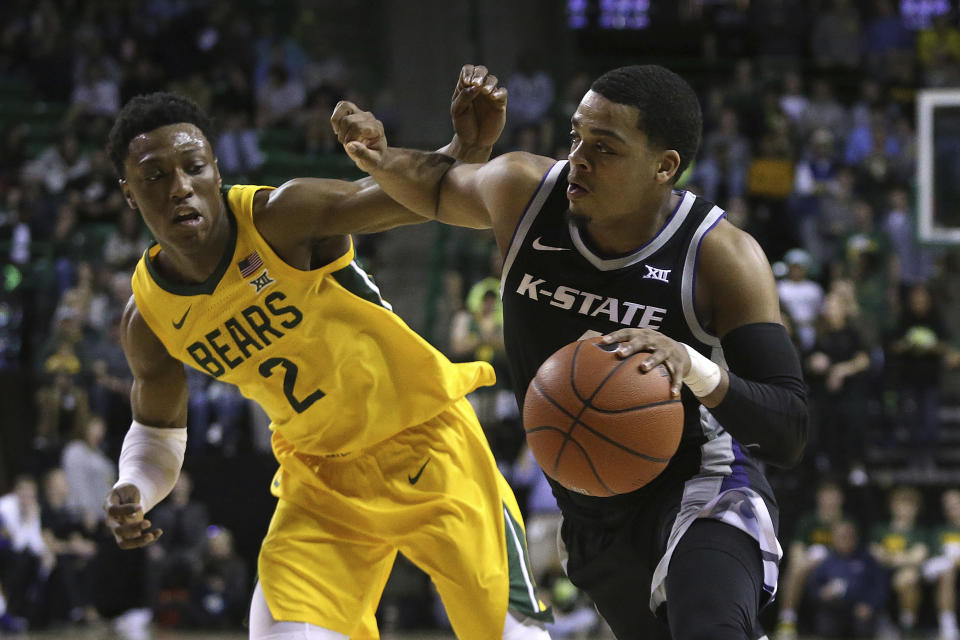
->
xmin=1 ymin=0 xmax=960 ymax=638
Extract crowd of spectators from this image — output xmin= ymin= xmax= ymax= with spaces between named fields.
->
xmin=0 ymin=0 xmax=959 ymax=637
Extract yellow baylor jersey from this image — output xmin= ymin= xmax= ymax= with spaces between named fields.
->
xmin=131 ymin=184 xmax=494 ymax=458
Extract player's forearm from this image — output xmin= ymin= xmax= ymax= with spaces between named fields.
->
xmin=364 ymin=147 xmax=456 ymax=220
xmin=696 ymin=323 xmax=808 ymax=467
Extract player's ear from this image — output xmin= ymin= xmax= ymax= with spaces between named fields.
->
xmin=655 ymin=150 xmax=681 ymax=184
xmin=119 ymin=178 xmax=138 ymax=210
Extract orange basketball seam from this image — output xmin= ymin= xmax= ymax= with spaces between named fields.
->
xmin=553 ymin=435 xmax=617 ymax=496
xmin=586 ymin=397 xmax=682 ymax=413
xmin=557 ymin=344 xmax=645 ymax=467
xmin=529 ymin=379 xmax=673 ymax=464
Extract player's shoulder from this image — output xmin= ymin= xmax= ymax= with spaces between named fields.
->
xmin=697 ymin=218 xmax=772 ymax=286
xmin=482 ymin=151 xmax=557 ymax=187
xmin=120 ymin=294 xmax=177 ymax=375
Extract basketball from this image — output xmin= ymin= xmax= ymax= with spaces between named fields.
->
xmin=523 ymin=336 xmax=684 ymax=497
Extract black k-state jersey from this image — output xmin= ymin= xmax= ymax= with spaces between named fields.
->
xmin=502 ymin=160 xmax=776 ymax=522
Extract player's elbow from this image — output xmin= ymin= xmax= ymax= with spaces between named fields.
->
xmin=765 ymin=395 xmax=808 ymax=468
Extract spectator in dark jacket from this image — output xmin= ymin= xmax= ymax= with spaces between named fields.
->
xmin=809 ymin=519 xmax=887 ymax=638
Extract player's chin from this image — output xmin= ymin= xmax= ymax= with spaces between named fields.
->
xmin=564 ymin=206 xmax=590 ymax=226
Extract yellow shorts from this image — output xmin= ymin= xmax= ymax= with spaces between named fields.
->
xmin=258 ymin=397 xmax=550 ymax=639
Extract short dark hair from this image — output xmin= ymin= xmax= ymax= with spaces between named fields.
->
xmin=590 ymin=65 xmax=702 ymax=182
xmin=107 ymin=92 xmax=215 ymax=177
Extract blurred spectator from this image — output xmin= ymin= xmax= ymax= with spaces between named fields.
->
xmin=0 ymin=585 xmax=27 ymax=632
xmin=255 ymin=64 xmax=306 ymax=130
xmin=73 ymin=150 xmax=126 ymax=223
xmin=301 ymin=39 xmax=348 ymax=94
xmin=884 ymin=190 xmax=934 ymax=292
xmin=792 ymin=128 xmax=840 ymax=259
xmin=695 ymin=108 xmax=750 ymax=202
xmin=252 ymin=25 xmax=307 ymax=91
xmin=775 ymin=481 xmax=846 ymax=640
xmin=0 ymin=475 xmax=54 ymax=624
xmin=924 ymin=488 xmax=960 ymax=640
xmin=917 ymin=12 xmax=960 ymax=87
xmin=810 ymin=0 xmax=863 ymax=70
xmin=450 ymin=285 xmax=506 ymax=429
xmin=147 ymin=472 xmax=210 ymax=616
xmin=67 ymin=61 xmax=121 ymax=123
xmin=120 ymin=59 xmax=165 ymax=105
xmin=88 ymin=314 xmax=133 ymax=435
xmin=814 ymin=167 xmax=858 ymax=267
xmin=778 ymin=71 xmax=809 ymax=130
xmin=34 ymin=311 xmax=91 ymax=452
xmin=506 ymin=50 xmax=555 ymax=135
xmin=868 ymin=486 xmax=928 ymax=636
xmin=185 ymin=370 xmax=248 ymax=458
xmin=839 ymin=201 xmax=896 ymax=348
xmin=188 ymin=526 xmax=247 ymax=629
xmin=747 ymin=112 xmax=796 ymax=202
xmin=213 ymin=64 xmax=264 ymax=177
xmin=800 ymin=79 xmax=848 ymax=146
xmin=888 ymin=284 xmax=949 ymax=471
xmin=723 ymin=58 xmax=765 ymax=142
xmin=845 ymin=107 xmax=905 ymax=196
xmin=103 ymin=207 xmax=148 ymax=270
xmin=777 ymin=248 xmax=824 ymax=352
xmin=39 ymin=468 xmax=98 ymax=625
xmin=61 ymin=415 xmax=116 ymax=528
xmin=806 ymin=293 xmax=871 ymax=479
xmin=808 ymin=520 xmax=886 ymax=639
xmin=0 ymin=124 xmax=28 ymax=186
xmin=302 ymin=85 xmax=342 ymax=156
xmin=863 ymin=0 xmax=916 ymax=79
xmin=20 ymin=133 xmax=91 ymax=195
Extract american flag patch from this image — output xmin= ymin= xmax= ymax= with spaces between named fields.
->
xmin=238 ymin=251 xmax=263 ymax=277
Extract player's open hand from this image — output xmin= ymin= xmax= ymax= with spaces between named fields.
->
xmin=332 ymin=101 xmax=386 ymax=173
xmin=602 ymin=328 xmax=691 ymax=397
xmin=104 ymin=483 xmax=163 ymax=549
xmin=450 ymin=64 xmax=508 ymax=149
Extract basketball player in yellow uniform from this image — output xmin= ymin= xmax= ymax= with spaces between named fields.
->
xmin=102 ymin=66 xmax=551 ymax=639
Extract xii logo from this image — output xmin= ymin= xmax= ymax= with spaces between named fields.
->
xmin=643 ymin=265 xmax=671 ymax=283
xmin=249 ymin=270 xmax=275 ymax=292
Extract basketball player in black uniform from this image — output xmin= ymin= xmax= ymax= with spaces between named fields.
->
xmin=335 ymin=65 xmax=807 ymax=639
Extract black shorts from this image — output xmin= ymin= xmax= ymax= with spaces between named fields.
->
xmin=561 ymin=486 xmax=769 ymax=640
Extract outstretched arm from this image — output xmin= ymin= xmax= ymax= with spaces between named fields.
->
xmin=259 ymin=65 xmax=509 ymax=240
xmin=104 ymin=295 xmax=188 ymax=549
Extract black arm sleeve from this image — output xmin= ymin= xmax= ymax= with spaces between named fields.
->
xmin=707 ymin=322 xmax=808 ymax=468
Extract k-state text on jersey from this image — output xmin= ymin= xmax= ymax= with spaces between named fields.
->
xmin=513 ymin=272 xmax=667 ymax=329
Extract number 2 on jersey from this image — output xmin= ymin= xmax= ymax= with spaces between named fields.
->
xmin=258 ymin=357 xmax=325 ymax=413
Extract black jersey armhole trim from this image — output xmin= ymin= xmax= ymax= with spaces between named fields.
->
xmin=505 ymin=161 xmax=565 ymax=250
xmin=144 ymin=195 xmax=239 ymax=296
xmin=330 ymin=262 xmax=389 ymax=310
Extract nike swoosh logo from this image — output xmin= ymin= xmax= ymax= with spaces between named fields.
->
xmin=408 ymin=458 xmax=431 ymax=485
xmin=532 ymin=236 xmax=570 ymax=251
xmin=172 ymin=306 xmax=192 ymax=330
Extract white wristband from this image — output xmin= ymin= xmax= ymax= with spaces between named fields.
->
xmin=681 ymin=343 xmax=722 ymax=398
xmin=115 ymin=422 xmax=187 ymax=514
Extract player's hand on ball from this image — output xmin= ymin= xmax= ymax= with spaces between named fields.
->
xmin=104 ymin=483 xmax=163 ymax=549
xmin=331 ymin=101 xmax=386 ymax=172
xmin=450 ymin=64 xmax=508 ymax=148
xmin=602 ymin=328 xmax=690 ymax=397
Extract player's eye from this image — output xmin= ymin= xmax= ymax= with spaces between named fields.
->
xmin=569 ymin=131 xmax=580 ymax=145
xmin=187 ymin=163 xmax=205 ymax=174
